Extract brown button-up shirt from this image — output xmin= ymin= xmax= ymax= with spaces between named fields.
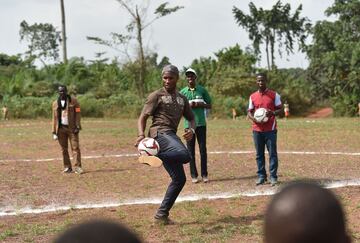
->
xmin=141 ymin=87 xmax=194 ymax=138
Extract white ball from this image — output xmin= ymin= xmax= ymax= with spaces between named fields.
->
xmin=254 ymin=108 xmax=269 ymax=123
xmin=137 ymin=137 xmax=160 ymax=156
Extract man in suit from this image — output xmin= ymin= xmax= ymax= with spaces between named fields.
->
xmin=52 ymin=85 xmax=83 ymax=174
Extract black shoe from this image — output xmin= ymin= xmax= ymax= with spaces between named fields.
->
xmin=256 ymin=178 xmax=267 ymax=186
xmin=154 ymin=215 xmax=174 ymax=225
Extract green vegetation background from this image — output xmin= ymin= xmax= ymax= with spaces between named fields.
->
xmin=1 ymin=0 xmax=359 ymax=119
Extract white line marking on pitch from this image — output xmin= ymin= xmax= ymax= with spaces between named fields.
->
xmin=1 ymin=150 xmax=360 ymax=163
xmin=0 ymin=179 xmax=359 ymax=217
xmin=0 ymin=120 xmax=114 ymax=128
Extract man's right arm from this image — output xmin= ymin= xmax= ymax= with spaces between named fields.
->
xmin=247 ymin=96 xmax=257 ymax=123
xmin=135 ymin=113 xmax=149 ymax=147
xmin=52 ymin=102 xmax=58 ymax=140
xmin=247 ymin=110 xmax=256 ymax=123
xmin=52 ymin=102 xmax=57 ymax=134
xmin=134 ymin=92 xmax=157 ymax=147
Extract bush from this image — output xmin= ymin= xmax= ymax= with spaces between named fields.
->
xmin=209 ymin=95 xmax=248 ymax=119
xmin=77 ymin=93 xmax=144 ymax=118
xmin=102 ymin=93 xmax=144 ymax=118
xmin=77 ymin=94 xmax=104 ymax=117
xmin=2 ymin=96 xmax=52 ymax=119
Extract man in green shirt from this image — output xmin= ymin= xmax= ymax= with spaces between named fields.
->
xmin=180 ymin=68 xmax=212 ymax=183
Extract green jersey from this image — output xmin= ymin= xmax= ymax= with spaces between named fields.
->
xmin=180 ymin=84 xmax=211 ymax=128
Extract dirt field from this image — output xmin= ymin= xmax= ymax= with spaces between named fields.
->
xmin=0 ymin=117 xmax=359 ymax=242
xmin=306 ymin=107 xmax=333 ymax=118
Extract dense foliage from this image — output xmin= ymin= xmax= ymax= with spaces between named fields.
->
xmin=306 ymin=0 xmax=360 ymax=116
xmin=1 ymin=0 xmax=359 ymax=118
xmin=0 ymin=46 xmax=312 ymax=119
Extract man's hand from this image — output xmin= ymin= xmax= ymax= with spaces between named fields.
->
xmin=52 ymin=133 xmax=58 ymax=140
xmin=266 ymin=110 xmax=275 ymax=117
xmin=183 ymin=128 xmax=194 ymax=142
xmin=73 ymin=127 xmax=80 ymax=134
xmin=134 ymin=135 xmax=145 ymax=147
xmin=190 ymin=102 xmax=204 ymax=108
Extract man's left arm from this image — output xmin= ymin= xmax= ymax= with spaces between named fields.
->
xmin=74 ymin=98 xmax=81 ymax=133
xmin=201 ymin=88 xmax=212 ymax=109
xmin=270 ymin=106 xmax=283 ymax=117
xmin=183 ymin=97 xmax=196 ymax=141
xmin=266 ymin=93 xmax=282 ymax=117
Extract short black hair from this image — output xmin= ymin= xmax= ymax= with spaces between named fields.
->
xmin=54 ymin=219 xmax=142 ymax=243
xmin=58 ymin=85 xmax=67 ymax=92
xmin=256 ymin=72 xmax=267 ymax=79
xmin=264 ymin=181 xmax=349 ymax=243
xmin=161 ymin=64 xmax=179 ymax=77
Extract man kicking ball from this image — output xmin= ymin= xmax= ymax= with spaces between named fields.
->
xmin=134 ymin=65 xmax=196 ymax=224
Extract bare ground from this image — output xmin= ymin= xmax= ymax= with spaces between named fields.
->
xmin=307 ymin=107 xmax=333 ymax=118
xmin=0 ymin=118 xmax=359 ymax=242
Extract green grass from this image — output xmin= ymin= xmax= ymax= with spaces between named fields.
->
xmin=0 ymin=222 xmax=70 ymax=242
xmin=0 ymin=229 xmax=18 ymax=241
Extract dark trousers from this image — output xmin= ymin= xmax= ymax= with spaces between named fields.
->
xmin=155 ymin=132 xmax=191 ymax=217
xmin=58 ymin=126 xmax=81 ymax=168
xmin=186 ymin=126 xmax=208 ymax=178
xmin=253 ymin=130 xmax=278 ymax=180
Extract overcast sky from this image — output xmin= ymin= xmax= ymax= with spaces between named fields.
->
xmin=0 ymin=0 xmax=335 ymax=69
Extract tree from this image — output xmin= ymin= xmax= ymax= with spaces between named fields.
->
xmin=187 ymin=44 xmax=257 ymax=96
xmin=211 ymin=45 xmax=257 ymax=97
xmin=233 ymin=1 xmax=310 ymax=70
xmin=307 ymin=0 xmax=360 ymax=116
xmin=0 ymin=53 xmax=22 ymax=66
xmin=60 ymin=0 xmax=68 ymax=64
xmin=19 ymin=20 xmax=61 ymax=67
xmin=88 ymin=1 xmax=183 ymax=98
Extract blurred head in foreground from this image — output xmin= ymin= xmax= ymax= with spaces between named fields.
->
xmin=264 ymin=181 xmax=351 ymax=243
xmin=54 ymin=219 xmax=142 ymax=243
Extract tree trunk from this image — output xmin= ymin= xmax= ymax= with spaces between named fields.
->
xmin=60 ymin=0 xmax=68 ymax=64
xmin=135 ymin=6 xmax=146 ymax=98
xmin=265 ymin=36 xmax=271 ymax=71
xmin=270 ymin=29 xmax=275 ymax=69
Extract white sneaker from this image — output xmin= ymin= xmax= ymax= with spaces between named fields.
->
xmin=191 ymin=177 xmax=199 ymax=183
xmin=203 ymin=177 xmax=209 ymax=183
xmin=62 ymin=167 xmax=72 ymax=173
xmin=74 ymin=167 xmax=83 ymax=174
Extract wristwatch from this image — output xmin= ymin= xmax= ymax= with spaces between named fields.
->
xmin=189 ymin=128 xmax=195 ymax=134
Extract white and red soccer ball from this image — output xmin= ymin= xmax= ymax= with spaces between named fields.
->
xmin=137 ymin=137 xmax=160 ymax=156
xmin=254 ymin=108 xmax=269 ymax=123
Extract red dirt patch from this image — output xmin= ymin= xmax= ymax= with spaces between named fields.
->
xmin=307 ymin=107 xmax=333 ymax=118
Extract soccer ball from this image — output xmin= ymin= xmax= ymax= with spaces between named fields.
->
xmin=137 ymin=137 xmax=160 ymax=156
xmin=254 ymin=108 xmax=269 ymax=123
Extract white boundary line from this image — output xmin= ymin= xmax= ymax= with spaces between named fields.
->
xmin=1 ymin=179 xmax=359 ymax=217
xmin=0 ymin=120 xmax=114 ymax=128
xmin=210 ymin=151 xmax=360 ymax=156
xmin=1 ymin=150 xmax=360 ymax=163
